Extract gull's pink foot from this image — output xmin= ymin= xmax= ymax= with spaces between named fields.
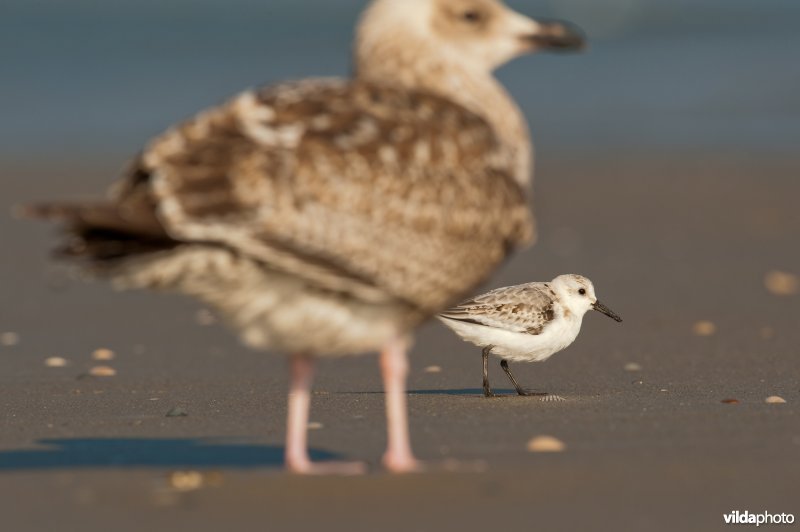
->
xmin=380 ymin=339 xmax=424 ymax=474
xmin=285 ymin=355 xmax=368 ymax=476
xmin=382 ymin=451 xmax=424 ymax=474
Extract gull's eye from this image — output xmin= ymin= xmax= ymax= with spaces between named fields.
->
xmin=578 ymin=288 xmax=587 ymax=295
xmin=462 ymin=10 xmax=483 ymax=23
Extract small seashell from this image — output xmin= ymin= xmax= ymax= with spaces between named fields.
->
xmin=1 ymin=332 xmax=20 ymax=346
xmin=89 ymin=366 xmax=116 ymax=377
xmin=167 ymin=471 xmax=204 ymax=491
xmin=166 ymin=407 xmax=189 ymax=418
xmin=526 ymin=435 xmax=566 ymax=453
xmin=764 ymin=271 xmax=799 ymax=296
xmin=424 ymin=365 xmax=442 ymax=374
xmin=45 ymin=357 xmax=68 ymax=368
xmin=307 ymin=421 xmax=324 ymax=430
xmin=624 ymin=362 xmax=642 ymax=372
xmin=721 ymin=398 xmax=739 ymax=405
xmin=692 ymin=321 xmax=716 ymax=336
xmin=92 ymin=348 xmax=115 ymax=361
xmin=765 ymin=396 xmax=786 ymax=404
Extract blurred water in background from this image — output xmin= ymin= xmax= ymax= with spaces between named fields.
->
xmin=1 ymin=0 xmax=799 ymax=159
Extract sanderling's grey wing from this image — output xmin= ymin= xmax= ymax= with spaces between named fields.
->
xmin=109 ymin=79 xmax=534 ymax=313
xmin=440 ymin=283 xmax=556 ymax=334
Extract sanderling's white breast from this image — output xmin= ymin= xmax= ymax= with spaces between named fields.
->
xmin=439 ymin=274 xmax=622 ymax=398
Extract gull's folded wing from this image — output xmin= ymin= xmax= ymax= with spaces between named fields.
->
xmin=110 ymin=79 xmax=534 ymax=312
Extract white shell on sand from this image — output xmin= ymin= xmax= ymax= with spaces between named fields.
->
xmin=92 ymin=348 xmax=115 ymax=361
xmin=168 ymin=471 xmax=204 ymax=491
xmin=764 ymin=271 xmax=798 ymax=296
xmin=1 ymin=332 xmax=20 ymax=346
xmin=45 ymin=357 xmax=68 ymax=368
xmin=692 ymin=321 xmax=716 ymax=336
xmin=526 ymin=435 xmax=566 ymax=453
xmin=89 ymin=366 xmax=117 ymax=377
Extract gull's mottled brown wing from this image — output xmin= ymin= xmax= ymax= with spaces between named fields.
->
xmin=113 ymin=79 xmax=534 ymax=312
xmin=439 ymin=283 xmax=556 ymax=334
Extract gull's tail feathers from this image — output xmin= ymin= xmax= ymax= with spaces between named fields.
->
xmin=16 ymin=200 xmax=177 ymax=264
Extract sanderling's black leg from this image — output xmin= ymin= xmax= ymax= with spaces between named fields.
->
xmin=482 ymin=346 xmax=497 ymax=398
xmin=500 ymin=359 xmax=548 ymax=397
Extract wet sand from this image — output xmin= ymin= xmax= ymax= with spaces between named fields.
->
xmin=1 ymin=153 xmax=798 ymax=531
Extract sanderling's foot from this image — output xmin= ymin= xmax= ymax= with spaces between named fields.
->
xmin=482 ymin=383 xmax=499 ymax=398
xmin=287 ymin=459 xmax=368 ymax=476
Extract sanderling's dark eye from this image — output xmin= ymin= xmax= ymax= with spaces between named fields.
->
xmin=462 ymin=10 xmax=483 ymax=23
xmin=579 ymin=288 xmax=587 ymax=295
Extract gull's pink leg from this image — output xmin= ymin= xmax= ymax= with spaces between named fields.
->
xmin=381 ymin=338 xmax=423 ymax=473
xmin=285 ymin=353 xmax=366 ymax=475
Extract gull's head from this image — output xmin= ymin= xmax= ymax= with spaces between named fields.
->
xmin=551 ymin=275 xmax=623 ymax=322
xmin=356 ymin=0 xmax=586 ymax=75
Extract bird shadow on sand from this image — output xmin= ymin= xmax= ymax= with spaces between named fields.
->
xmin=343 ymin=389 xmax=516 ymax=396
xmin=408 ymin=388 xmax=516 ymax=396
xmin=0 ymin=438 xmax=339 ymax=471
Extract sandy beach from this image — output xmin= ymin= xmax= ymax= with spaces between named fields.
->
xmin=2 ymin=0 xmax=799 ymax=528
xmin=1 ymin=153 xmax=797 ymax=531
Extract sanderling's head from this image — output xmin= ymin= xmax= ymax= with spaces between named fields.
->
xmin=551 ymin=275 xmax=623 ymax=322
xmin=356 ymin=0 xmax=586 ymax=76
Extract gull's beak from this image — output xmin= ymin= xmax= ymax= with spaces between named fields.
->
xmin=593 ymin=300 xmax=623 ymax=323
xmin=523 ymin=20 xmax=587 ymax=52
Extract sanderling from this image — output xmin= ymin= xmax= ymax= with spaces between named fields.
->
xmin=439 ymin=275 xmax=621 ymax=399
xmin=22 ymin=0 xmax=585 ymax=474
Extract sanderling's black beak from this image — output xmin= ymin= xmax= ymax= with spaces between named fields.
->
xmin=593 ymin=301 xmax=623 ymax=323
xmin=523 ymin=20 xmax=587 ymax=52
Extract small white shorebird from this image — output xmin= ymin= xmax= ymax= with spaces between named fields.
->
xmin=439 ymin=275 xmax=622 ymax=398
xmin=22 ymin=0 xmax=585 ymax=474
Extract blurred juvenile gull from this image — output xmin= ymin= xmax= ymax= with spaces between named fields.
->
xmin=439 ymin=275 xmax=621 ymax=398
xmin=22 ymin=0 xmax=585 ymax=473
